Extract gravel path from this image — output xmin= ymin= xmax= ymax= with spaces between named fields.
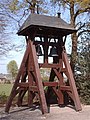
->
xmin=0 ymin=105 xmax=90 ymax=120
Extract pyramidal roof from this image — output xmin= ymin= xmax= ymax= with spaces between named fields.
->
xmin=18 ymin=13 xmax=76 ymax=36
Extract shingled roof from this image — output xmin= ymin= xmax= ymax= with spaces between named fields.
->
xmin=17 ymin=13 xmax=76 ymax=36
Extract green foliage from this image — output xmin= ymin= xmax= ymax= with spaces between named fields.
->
xmin=76 ymin=0 xmax=90 ymax=8
xmin=7 ymin=60 xmax=18 ymax=80
xmin=9 ymin=0 xmax=19 ymax=12
xmin=75 ymin=30 xmax=90 ymax=104
xmin=8 ymin=0 xmax=29 ymax=13
xmin=8 ymin=0 xmax=47 ymax=14
xmin=40 ymin=68 xmax=50 ymax=81
xmin=0 ymin=91 xmax=7 ymax=105
xmin=76 ymin=23 xmax=90 ymax=74
xmin=76 ymin=74 xmax=90 ymax=104
xmin=51 ymin=0 xmax=90 ymax=6
xmin=0 ymin=84 xmax=13 ymax=96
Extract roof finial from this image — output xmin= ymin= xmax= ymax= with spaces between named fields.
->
xmin=57 ymin=12 xmax=61 ymax=18
xmin=37 ymin=0 xmax=39 ymax=14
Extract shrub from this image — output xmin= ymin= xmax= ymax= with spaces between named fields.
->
xmin=0 ymin=91 xmax=7 ymax=105
xmin=76 ymin=74 xmax=90 ymax=104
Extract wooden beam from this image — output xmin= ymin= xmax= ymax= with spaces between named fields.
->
xmin=5 ymin=46 xmax=29 ymax=113
xmin=62 ymin=50 xmax=82 ymax=111
xmin=27 ymin=53 xmax=35 ymax=107
xmin=43 ymin=82 xmax=58 ymax=87
xmin=28 ymin=40 xmax=48 ymax=114
xmin=17 ymin=90 xmax=27 ymax=107
xmin=60 ymin=86 xmax=71 ymax=91
xmin=17 ymin=83 xmax=29 ymax=88
xmin=67 ymin=91 xmax=73 ymax=100
xmin=39 ymin=63 xmax=61 ymax=68
xmin=53 ymin=69 xmax=64 ymax=85
xmin=52 ymin=87 xmax=64 ymax=105
xmin=29 ymin=86 xmax=38 ymax=92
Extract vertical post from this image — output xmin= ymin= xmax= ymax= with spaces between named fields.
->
xmin=28 ymin=39 xmax=48 ymax=114
xmin=44 ymin=36 xmax=48 ymax=64
xmin=57 ymin=37 xmax=64 ymax=105
xmin=28 ymin=53 xmax=34 ymax=107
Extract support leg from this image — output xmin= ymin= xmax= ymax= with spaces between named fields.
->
xmin=5 ymin=47 xmax=29 ymax=113
xmin=62 ymin=50 xmax=82 ymax=111
xmin=28 ymin=40 xmax=48 ymax=114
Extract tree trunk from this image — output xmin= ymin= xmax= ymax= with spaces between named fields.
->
xmin=70 ymin=2 xmax=78 ymax=74
xmin=71 ymin=32 xmax=78 ymax=74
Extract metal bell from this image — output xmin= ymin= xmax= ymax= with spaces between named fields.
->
xmin=49 ymin=46 xmax=58 ymax=57
xmin=36 ymin=44 xmax=42 ymax=56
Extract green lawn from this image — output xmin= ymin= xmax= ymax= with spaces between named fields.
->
xmin=0 ymin=84 xmax=13 ymax=96
xmin=0 ymin=84 xmax=28 ymax=106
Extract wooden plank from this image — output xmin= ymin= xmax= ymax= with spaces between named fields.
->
xmin=53 ymin=69 xmax=64 ymax=85
xmin=46 ymin=68 xmax=56 ymax=104
xmin=5 ymin=46 xmax=29 ymax=113
xmin=52 ymin=87 xmax=64 ymax=105
xmin=43 ymin=82 xmax=58 ymax=87
xmin=28 ymin=40 xmax=48 ymax=114
xmin=61 ymin=68 xmax=66 ymax=72
xmin=39 ymin=63 xmax=61 ymax=68
xmin=17 ymin=71 xmax=28 ymax=106
xmin=27 ymin=53 xmax=35 ymax=106
xmin=60 ymin=86 xmax=71 ymax=91
xmin=62 ymin=50 xmax=82 ymax=111
xmin=18 ymin=88 xmax=28 ymax=91
xmin=43 ymin=36 xmax=48 ymax=64
xmin=67 ymin=91 xmax=73 ymax=100
xmin=52 ymin=68 xmax=64 ymax=105
xmin=17 ymin=90 xmax=27 ymax=106
xmin=17 ymin=82 xmax=29 ymax=88
xmin=29 ymin=86 xmax=38 ymax=92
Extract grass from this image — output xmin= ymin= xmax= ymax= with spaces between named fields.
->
xmin=0 ymin=84 xmax=28 ymax=106
xmin=0 ymin=84 xmax=13 ymax=106
xmin=0 ymin=84 xmax=13 ymax=96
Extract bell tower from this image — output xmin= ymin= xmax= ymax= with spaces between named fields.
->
xmin=5 ymin=13 xmax=82 ymax=114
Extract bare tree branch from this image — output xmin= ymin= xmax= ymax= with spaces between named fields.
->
xmin=74 ymin=7 xmax=90 ymax=21
xmin=78 ymin=30 xmax=90 ymax=37
xmin=25 ymin=0 xmax=32 ymax=6
xmin=77 ymin=23 xmax=85 ymax=31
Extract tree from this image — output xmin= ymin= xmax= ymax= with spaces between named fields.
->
xmin=76 ymin=42 xmax=90 ymax=104
xmin=50 ymin=0 xmax=90 ymax=73
xmin=7 ymin=60 xmax=18 ymax=80
xmin=50 ymin=0 xmax=90 ymax=104
xmin=0 ymin=0 xmax=48 ymax=56
xmin=76 ymin=24 xmax=90 ymax=104
xmin=1 ymin=0 xmax=47 ymax=25
xmin=77 ymin=26 xmax=90 ymax=74
xmin=0 ymin=0 xmax=17 ymax=57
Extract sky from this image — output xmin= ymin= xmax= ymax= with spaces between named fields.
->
xmin=0 ymin=36 xmax=25 ymax=73
xmin=0 ymin=2 xmax=72 ymax=74
xmin=0 ymin=51 xmax=24 ymax=73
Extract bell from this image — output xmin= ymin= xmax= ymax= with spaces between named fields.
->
xmin=36 ymin=44 xmax=42 ymax=56
xmin=49 ymin=46 xmax=58 ymax=57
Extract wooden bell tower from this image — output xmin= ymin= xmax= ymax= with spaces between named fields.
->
xmin=5 ymin=13 xmax=82 ymax=114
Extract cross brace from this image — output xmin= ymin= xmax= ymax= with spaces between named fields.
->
xmin=5 ymin=40 xmax=82 ymax=114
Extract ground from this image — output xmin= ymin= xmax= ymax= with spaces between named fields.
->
xmin=0 ymin=105 xmax=90 ymax=120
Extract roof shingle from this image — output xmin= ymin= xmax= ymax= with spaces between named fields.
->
xmin=18 ymin=13 xmax=76 ymax=36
